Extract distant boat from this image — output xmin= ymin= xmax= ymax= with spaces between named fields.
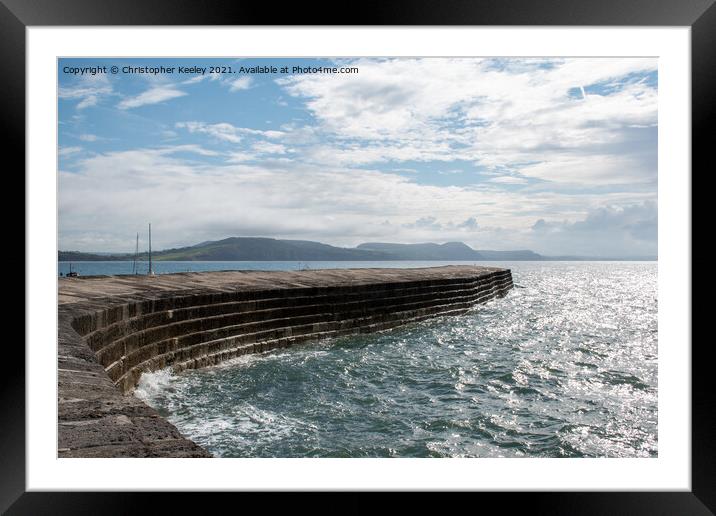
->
xmin=66 ymin=262 xmax=79 ymax=277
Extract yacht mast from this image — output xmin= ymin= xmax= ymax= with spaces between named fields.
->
xmin=132 ymin=232 xmax=139 ymax=274
xmin=148 ymin=223 xmax=155 ymax=276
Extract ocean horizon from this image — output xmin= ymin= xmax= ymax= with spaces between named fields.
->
xmin=58 ymin=259 xmax=656 ymax=278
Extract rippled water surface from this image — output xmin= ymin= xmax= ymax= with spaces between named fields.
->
xmin=135 ymin=262 xmax=657 ymax=458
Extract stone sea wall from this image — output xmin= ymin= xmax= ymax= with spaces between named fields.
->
xmin=57 ymin=266 xmax=513 ymax=457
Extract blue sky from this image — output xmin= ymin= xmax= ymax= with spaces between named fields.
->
xmin=59 ymin=57 xmax=657 ymax=257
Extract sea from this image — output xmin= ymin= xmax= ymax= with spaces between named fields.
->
xmin=61 ymin=260 xmax=658 ymax=458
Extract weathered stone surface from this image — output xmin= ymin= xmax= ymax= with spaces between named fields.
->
xmin=58 ymin=266 xmax=513 ymax=458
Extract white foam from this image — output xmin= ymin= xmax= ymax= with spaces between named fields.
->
xmin=133 ymin=368 xmax=176 ymax=402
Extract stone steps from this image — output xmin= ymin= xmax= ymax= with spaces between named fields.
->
xmin=73 ymin=271 xmax=509 ymax=336
xmin=106 ymin=273 xmax=512 ymax=392
xmin=91 ymin=274 xmax=510 ymax=360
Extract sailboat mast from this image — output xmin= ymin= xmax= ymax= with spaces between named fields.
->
xmin=132 ymin=232 xmax=139 ymax=274
xmin=148 ymin=223 xmax=154 ymax=275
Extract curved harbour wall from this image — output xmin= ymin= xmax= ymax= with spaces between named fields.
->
xmin=58 ymin=266 xmax=513 ymax=457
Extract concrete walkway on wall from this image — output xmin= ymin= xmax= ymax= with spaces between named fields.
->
xmin=57 ymin=266 xmax=513 ymax=458
xmin=59 ymin=266 xmax=508 ymax=305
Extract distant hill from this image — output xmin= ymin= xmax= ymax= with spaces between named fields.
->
xmin=59 ymin=251 xmax=133 ymax=262
xmin=154 ymin=237 xmax=389 ymax=261
xmin=61 ymin=238 xmax=389 ymax=262
xmin=356 ymin=242 xmax=484 ymax=260
xmin=63 ymin=236 xmax=627 ymax=262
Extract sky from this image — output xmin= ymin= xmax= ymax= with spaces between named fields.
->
xmin=58 ymin=57 xmax=657 ymax=257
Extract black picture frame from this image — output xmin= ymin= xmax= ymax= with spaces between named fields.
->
xmin=5 ymin=0 xmax=710 ymax=513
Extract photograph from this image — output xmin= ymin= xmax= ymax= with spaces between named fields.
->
xmin=57 ymin=56 xmax=658 ymax=460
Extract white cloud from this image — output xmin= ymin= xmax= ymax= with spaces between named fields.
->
xmin=59 ymin=146 xmax=82 ymax=157
xmin=76 ymin=96 xmax=99 ymax=109
xmin=226 ymin=152 xmax=256 ymax=163
xmin=175 ymin=121 xmax=286 ymax=144
xmin=252 ymin=141 xmax=288 ymax=155
xmin=117 ymin=86 xmax=187 ymax=109
xmin=78 ymin=133 xmax=99 ymax=142
xmin=228 ymin=77 xmax=252 ymax=92
xmin=304 ymin=141 xmax=454 ymax=166
xmin=58 ymin=147 xmax=655 ymax=255
xmin=278 ymin=57 xmax=657 ymax=186
xmin=261 ymin=130 xmax=285 ymax=139
xmin=182 ymin=75 xmax=207 ymax=85
xmin=488 ymin=176 xmax=528 ymax=184
xmin=176 ymin=121 xmax=243 ymax=143
xmin=517 ymin=155 xmax=654 ymax=185
xmin=458 ymin=217 xmax=479 ymax=230
xmin=157 ymin=144 xmax=220 ymax=156
xmin=59 ymin=75 xmax=113 ymax=110
xmin=530 ymin=201 xmax=657 ymax=257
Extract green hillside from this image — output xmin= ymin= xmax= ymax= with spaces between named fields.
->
xmin=59 ymin=237 xmax=554 ymax=261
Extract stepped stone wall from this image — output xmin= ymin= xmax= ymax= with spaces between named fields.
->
xmin=57 ymin=266 xmax=513 ymax=457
